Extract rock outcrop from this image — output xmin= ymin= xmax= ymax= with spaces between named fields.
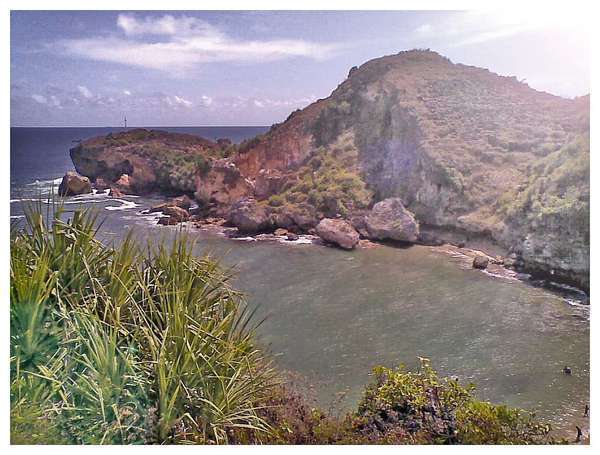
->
xmin=67 ymin=50 xmax=589 ymax=290
xmin=194 ymin=160 xmax=252 ymax=205
xmin=227 ymin=199 xmax=271 ymax=234
xmin=58 ymin=171 xmax=92 ymax=196
xmin=365 ymin=198 xmax=420 ymax=243
xmin=316 ymin=218 xmax=360 ymax=250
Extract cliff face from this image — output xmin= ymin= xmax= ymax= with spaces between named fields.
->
xmin=70 ymin=50 xmax=589 ymax=290
xmin=233 ymin=50 xmax=589 ymax=288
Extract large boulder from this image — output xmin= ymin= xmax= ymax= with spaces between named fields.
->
xmin=316 ymin=218 xmax=360 ymax=250
xmin=228 ymin=198 xmax=271 ymax=234
xmin=58 ymin=171 xmax=92 ymax=196
xmin=365 ymin=198 xmax=419 ymax=242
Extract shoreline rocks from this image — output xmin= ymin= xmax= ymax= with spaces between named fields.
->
xmin=58 ymin=171 xmax=92 ymax=196
xmin=316 ymin=218 xmax=360 ymax=250
xmin=227 ymin=198 xmax=271 ymax=234
xmin=365 ymin=198 xmax=419 ymax=243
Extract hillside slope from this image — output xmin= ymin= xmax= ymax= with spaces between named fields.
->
xmin=233 ymin=50 xmax=589 ymax=289
xmin=70 ymin=50 xmax=589 ymax=290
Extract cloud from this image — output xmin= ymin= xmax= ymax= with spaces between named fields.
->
xmin=77 ymin=85 xmax=93 ymax=98
xmin=57 ymin=13 xmax=341 ymax=73
xmin=31 ymin=94 xmax=47 ymax=104
xmin=173 ymin=95 xmax=192 ymax=107
xmin=123 ymin=89 xmax=131 ymax=96
xmin=200 ymin=95 xmax=212 ymax=107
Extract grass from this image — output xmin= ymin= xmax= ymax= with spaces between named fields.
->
xmin=11 ymin=202 xmax=562 ymax=445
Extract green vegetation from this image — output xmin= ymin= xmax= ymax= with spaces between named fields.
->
xmin=233 ymin=359 xmax=557 ymax=444
xmin=11 ymin=203 xmax=275 ymax=444
xmin=498 ymin=134 xmax=590 ymax=231
xmin=11 ymin=204 xmax=561 ymax=445
xmin=267 ymin=133 xmax=373 ymax=217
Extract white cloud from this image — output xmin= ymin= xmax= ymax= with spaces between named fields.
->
xmin=31 ymin=94 xmax=47 ymax=104
xmin=77 ymin=85 xmax=93 ymax=98
xmin=57 ymin=13 xmax=341 ymax=73
xmin=173 ymin=95 xmax=192 ymax=107
xmin=163 ymin=95 xmax=193 ymax=108
xmin=200 ymin=95 xmax=212 ymax=107
xmin=117 ymin=14 xmax=220 ymax=37
xmin=123 ymin=89 xmax=131 ymax=96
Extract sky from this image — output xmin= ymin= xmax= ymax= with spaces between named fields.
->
xmin=10 ymin=10 xmax=590 ymax=127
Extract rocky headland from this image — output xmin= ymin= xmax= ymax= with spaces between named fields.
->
xmin=65 ymin=49 xmax=590 ymax=292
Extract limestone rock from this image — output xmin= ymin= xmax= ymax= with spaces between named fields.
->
xmin=316 ymin=218 xmax=360 ymax=250
xmin=365 ymin=198 xmax=419 ymax=242
xmin=228 ymin=198 xmax=271 ymax=234
xmin=109 ymin=187 xmax=125 ymax=198
xmin=472 ymin=255 xmax=489 ymax=269
xmin=58 ymin=171 xmax=92 ymax=196
xmin=162 ymin=206 xmax=190 ymax=223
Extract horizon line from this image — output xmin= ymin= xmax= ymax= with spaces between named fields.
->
xmin=10 ymin=125 xmax=271 ymax=128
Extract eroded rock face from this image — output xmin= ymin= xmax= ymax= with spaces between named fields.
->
xmin=194 ymin=160 xmax=252 ymax=206
xmin=58 ymin=171 xmax=92 ymax=196
xmin=94 ymin=177 xmax=110 ymax=191
xmin=316 ymin=218 xmax=360 ymax=250
xmin=365 ymin=198 xmax=419 ymax=242
xmin=228 ymin=198 xmax=271 ymax=234
xmin=109 ymin=187 xmax=124 ymax=198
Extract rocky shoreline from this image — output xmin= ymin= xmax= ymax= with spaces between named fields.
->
xmin=57 ymin=166 xmax=589 ymax=302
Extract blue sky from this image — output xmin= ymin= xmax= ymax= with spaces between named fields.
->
xmin=10 ymin=10 xmax=590 ymax=127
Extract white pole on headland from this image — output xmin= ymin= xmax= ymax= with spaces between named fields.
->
xmin=124 ymin=114 xmax=127 ymax=129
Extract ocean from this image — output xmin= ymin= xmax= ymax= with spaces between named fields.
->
xmin=9 ymin=126 xmax=590 ymax=436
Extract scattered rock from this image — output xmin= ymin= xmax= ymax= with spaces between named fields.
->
xmin=472 ymin=255 xmax=489 ymax=269
xmin=274 ymin=228 xmax=289 ymax=236
xmin=94 ymin=177 xmax=110 ymax=191
xmin=286 ymin=233 xmax=299 ymax=241
xmin=228 ymin=198 xmax=271 ymax=234
xmin=58 ymin=171 xmax=92 ymax=196
xmin=169 ymin=195 xmax=193 ymax=210
xmin=162 ymin=206 xmax=190 ymax=223
xmin=157 ymin=216 xmax=178 ymax=226
xmin=109 ymin=187 xmax=125 ymax=198
xmin=114 ymin=174 xmax=132 ymax=192
xmin=365 ymin=198 xmax=419 ymax=242
xmin=315 ymin=218 xmax=360 ymax=250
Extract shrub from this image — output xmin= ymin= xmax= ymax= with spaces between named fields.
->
xmin=10 ymin=202 xmax=275 ymax=444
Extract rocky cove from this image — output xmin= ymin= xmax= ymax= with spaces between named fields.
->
xmin=63 ymin=50 xmax=589 ymax=294
xmin=10 ymin=123 xmax=590 ymax=440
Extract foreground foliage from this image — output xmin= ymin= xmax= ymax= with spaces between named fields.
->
xmin=11 ymin=204 xmax=559 ymax=444
xmin=11 ymin=203 xmax=275 ymax=444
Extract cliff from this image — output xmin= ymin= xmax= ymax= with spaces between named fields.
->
xmin=70 ymin=50 xmax=590 ymax=290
